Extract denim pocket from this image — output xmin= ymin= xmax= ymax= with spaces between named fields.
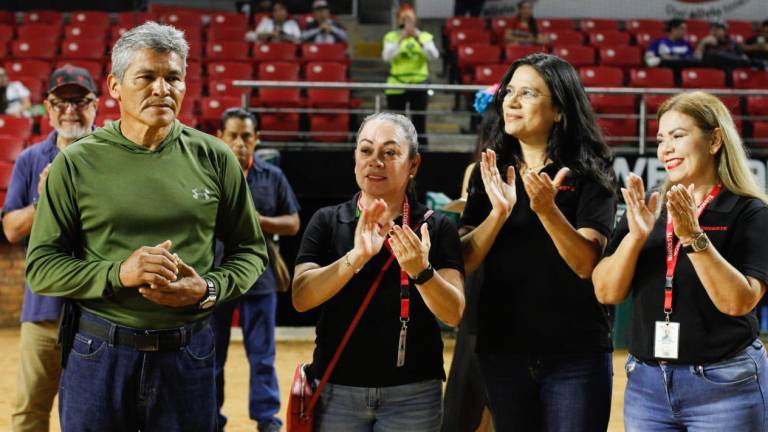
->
xmin=625 ymin=355 xmax=637 ymax=378
xmin=696 ymin=353 xmax=758 ymax=386
xmin=69 ymin=333 xmax=106 ymax=360
xmin=183 ymin=325 xmax=215 ymax=363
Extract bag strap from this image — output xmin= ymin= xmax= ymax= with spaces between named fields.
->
xmin=306 ymin=209 xmax=434 ymax=413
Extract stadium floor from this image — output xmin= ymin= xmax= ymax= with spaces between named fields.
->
xmin=0 ymin=327 xmax=628 ymax=431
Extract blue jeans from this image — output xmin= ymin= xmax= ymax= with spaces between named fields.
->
xmin=58 ymin=311 xmax=217 ymax=432
xmin=624 ymin=339 xmax=768 ymax=431
xmin=478 ymin=352 xmax=612 ymax=432
xmin=212 ymin=292 xmax=281 ymax=430
xmin=315 ymin=379 xmax=443 ymax=432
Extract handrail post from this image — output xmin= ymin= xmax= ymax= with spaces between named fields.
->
xmin=374 ymin=94 xmax=381 ymax=113
xmin=638 ymin=98 xmax=647 ymax=155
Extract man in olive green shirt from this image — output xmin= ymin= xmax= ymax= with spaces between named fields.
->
xmin=25 ymin=22 xmax=267 ymax=432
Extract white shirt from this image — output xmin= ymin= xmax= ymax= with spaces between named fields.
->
xmin=255 ymin=17 xmax=301 ymax=43
xmin=4 ymin=81 xmax=30 ymax=115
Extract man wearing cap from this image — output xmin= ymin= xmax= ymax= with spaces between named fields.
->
xmin=24 ymin=22 xmax=267 ymax=431
xmin=301 ymin=0 xmax=348 ymax=44
xmin=695 ymin=21 xmax=752 ymax=68
xmin=3 ymin=64 xmax=98 ymax=432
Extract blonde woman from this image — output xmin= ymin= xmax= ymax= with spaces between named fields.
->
xmin=593 ymin=91 xmax=768 ymax=431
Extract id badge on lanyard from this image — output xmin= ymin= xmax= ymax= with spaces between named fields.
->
xmin=654 ymin=184 xmax=721 ymax=360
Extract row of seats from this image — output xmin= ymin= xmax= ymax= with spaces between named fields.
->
xmin=598 ymin=118 xmax=768 ymax=146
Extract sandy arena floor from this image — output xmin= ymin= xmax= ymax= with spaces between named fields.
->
xmin=0 ymin=327 xmax=628 ymax=431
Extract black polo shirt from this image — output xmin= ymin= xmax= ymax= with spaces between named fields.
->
xmin=295 ymin=194 xmax=464 ymax=387
xmin=461 ymin=163 xmax=616 ymax=355
xmin=604 ymin=189 xmax=768 ymax=364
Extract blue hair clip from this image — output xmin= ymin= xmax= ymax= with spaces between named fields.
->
xmin=473 ymin=84 xmax=500 ymax=113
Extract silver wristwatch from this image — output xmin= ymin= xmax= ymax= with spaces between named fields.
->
xmin=683 ymin=232 xmax=709 ymax=254
xmin=198 ymin=278 xmax=218 ymax=310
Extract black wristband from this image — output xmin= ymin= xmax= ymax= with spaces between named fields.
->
xmin=412 ymin=263 xmax=434 ymax=285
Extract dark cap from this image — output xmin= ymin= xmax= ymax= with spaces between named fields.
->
xmin=312 ymin=0 xmax=329 ymax=10
xmin=47 ymin=64 xmax=97 ymax=95
xmin=710 ymin=20 xmax=727 ymax=30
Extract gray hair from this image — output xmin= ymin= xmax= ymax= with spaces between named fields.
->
xmin=110 ymin=21 xmax=189 ymax=81
xmin=356 ymin=112 xmax=419 ymax=158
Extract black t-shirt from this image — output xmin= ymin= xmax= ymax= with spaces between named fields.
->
xmin=746 ymin=35 xmax=768 ymax=60
xmin=461 ymin=162 xmax=616 ymax=355
xmin=295 ymin=195 xmax=465 ymax=387
xmin=604 ymin=189 xmax=768 ymax=364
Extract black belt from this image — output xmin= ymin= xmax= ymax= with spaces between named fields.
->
xmin=77 ymin=316 xmax=209 ymax=352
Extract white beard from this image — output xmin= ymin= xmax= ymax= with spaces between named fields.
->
xmin=56 ymin=124 xmax=90 ymax=140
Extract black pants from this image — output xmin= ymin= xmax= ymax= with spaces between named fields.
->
xmin=387 ymin=90 xmax=428 ymax=145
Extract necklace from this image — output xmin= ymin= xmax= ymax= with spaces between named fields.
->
xmin=522 ymin=160 xmax=551 ymax=174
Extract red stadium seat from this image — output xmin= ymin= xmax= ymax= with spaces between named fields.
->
xmin=253 ymin=43 xmax=298 ymax=64
xmin=490 ymin=16 xmax=515 ymax=41
xmin=301 ymin=43 xmax=348 ymax=64
xmin=177 ymin=113 xmax=198 ymax=128
xmin=681 ymin=68 xmax=726 ymax=88
xmin=0 ymin=25 xmax=13 ymax=42
xmin=751 ymin=121 xmax=768 ymax=147
xmin=629 ymin=68 xmax=674 ymax=88
xmin=0 ymin=190 xmax=6 ymax=207
xmin=0 ymin=161 xmax=14 ymax=189
xmin=64 ymin=24 xmax=109 ymax=40
xmin=0 ymin=135 xmax=25 ymax=161
xmin=59 ymin=40 xmax=107 ymax=61
xmin=16 ymin=77 xmax=43 ymax=103
xmin=259 ymin=113 xmax=300 ymax=141
xmin=70 ymin=11 xmax=111 ymax=27
xmin=642 ymin=95 xmax=671 ymax=114
xmin=579 ymin=66 xmax=624 ymax=86
xmin=0 ymin=43 xmax=7 ymax=59
xmin=309 ymin=114 xmax=349 ymax=143
xmin=538 ymin=18 xmax=575 ymax=31
xmin=625 ymin=19 xmax=665 ymax=35
xmin=473 ymin=64 xmax=508 ymax=85
xmin=5 ymin=60 xmax=52 ymax=82
xmin=207 ymin=62 xmax=253 ymax=80
xmin=11 ymin=39 xmax=57 ymax=60
xmin=599 ymin=46 xmax=642 ymax=68
xmin=449 ymin=29 xmax=492 ymax=49
xmin=686 ymin=20 xmax=710 ymax=34
xmin=200 ymin=96 xmax=241 ymax=121
xmin=257 ymin=62 xmax=301 ymax=107
xmin=732 ymin=69 xmax=768 ymax=89
xmin=94 ymin=113 xmax=121 ymax=128
xmin=543 ymin=30 xmax=584 ymax=46
xmin=205 ymin=42 xmax=250 ymax=61
xmin=505 ymin=45 xmax=546 ymax=61
xmin=551 ymin=45 xmax=595 ymax=67
xmin=22 ymin=10 xmax=63 ymax=27
xmin=17 ymin=24 xmax=61 ymax=43
xmin=728 ymin=20 xmax=756 ymax=35
xmin=110 ymin=26 xmax=132 ymax=42
xmin=590 ymin=94 xmax=636 ymax=114
xmin=187 ymin=40 xmax=203 ymax=61
xmin=685 ymin=31 xmax=708 ymax=46
xmin=0 ymin=12 xmax=14 ymax=25
xmin=718 ymin=95 xmax=741 ymax=114
xmin=305 ymin=62 xmax=349 ymax=108
xmin=580 ymin=19 xmax=619 ymax=32
xmin=100 ymin=97 xmax=120 ymax=115
xmin=207 ymin=79 xmax=251 ymax=98
xmin=208 ymin=12 xmax=249 ymax=31
xmin=747 ymin=96 xmax=768 ymax=116
xmin=39 ymin=116 xmax=54 ymax=136
xmin=444 ymin=16 xmax=486 ymax=35
xmin=207 ymin=28 xmax=248 ymax=42
xmin=115 ymin=11 xmax=157 ymax=27
xmin=184 ymin=80 xmax=203 ymax=100
xmin=161 ymin=10 xmax=204 ymax=29
xmin=0 ymin=116 xmax=33 ymax=143
xmin=634 ymin=31 xmax=665 ymax=49
xmin=598 ymin=118 xmax=638 ymax=145
xmin=456 ymin=44 xmax=501 ymax=72
xmin=588 ymin=31 xmax=630 ymax=47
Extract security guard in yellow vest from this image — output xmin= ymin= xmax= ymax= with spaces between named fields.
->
xmin=382 ymin=4 xmax=440 ymax=145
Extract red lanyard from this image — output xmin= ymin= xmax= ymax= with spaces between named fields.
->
xmin=356 ymin=195 xmax=412 ymax=323
xmin=663 ymin=184 xmax=721 ymax=319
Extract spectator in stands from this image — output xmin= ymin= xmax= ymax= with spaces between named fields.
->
xmin=382 ymin=4 xmax=439 ymax=145
xmin=212 ymin=108 xmax=300 ymax=432
xmin=460 ymin=53 xmax=616 ymax=431
xmin=0 ymin=66 xmax=31 ymax=116
xmin=503 ymin=1 xmax=547 ymax=46
xmin=292 ymin=112 xmax=465 ymax=432
xmin=694 ymin=21 xmax=752 ymax=68
xmin=645 ymin=18 xmax=696 ymax=68
xmin=302 ymin=0 xmax=348 ymax=44
xmin=4 ymin=64 xmax=98 ymax=432
xmin=24 ymin=22 xmax=267 ymax=431
xmin=743 ymin=19 xmax=768 ymax=62
xmin=594 ymin=91 xmax=768 ymax=431
xmin=254 ymin=0 xmax=301 ymax=43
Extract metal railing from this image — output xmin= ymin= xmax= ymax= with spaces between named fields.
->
xmin=233 ymin=79 xmax=768 ymax=154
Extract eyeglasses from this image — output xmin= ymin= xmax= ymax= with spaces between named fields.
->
xmin=499 ymin=86 xmax=549 ymax=104
xmin=47 ymin=97 xmax=95 ymax=112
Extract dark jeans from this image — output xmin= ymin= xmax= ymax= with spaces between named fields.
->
xmin=212 ymin=292 xmax=281 ymax=430
xmin=59 ymin=311 xmax=216 ymax=432
xmin=386 ymin=91 xmax=428 ymax=146
xmin=478 ymin=352 xmax=612 ymax=432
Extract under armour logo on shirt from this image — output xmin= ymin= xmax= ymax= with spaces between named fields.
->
xmin=192 ymin=188 xmax=213 ymax=200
